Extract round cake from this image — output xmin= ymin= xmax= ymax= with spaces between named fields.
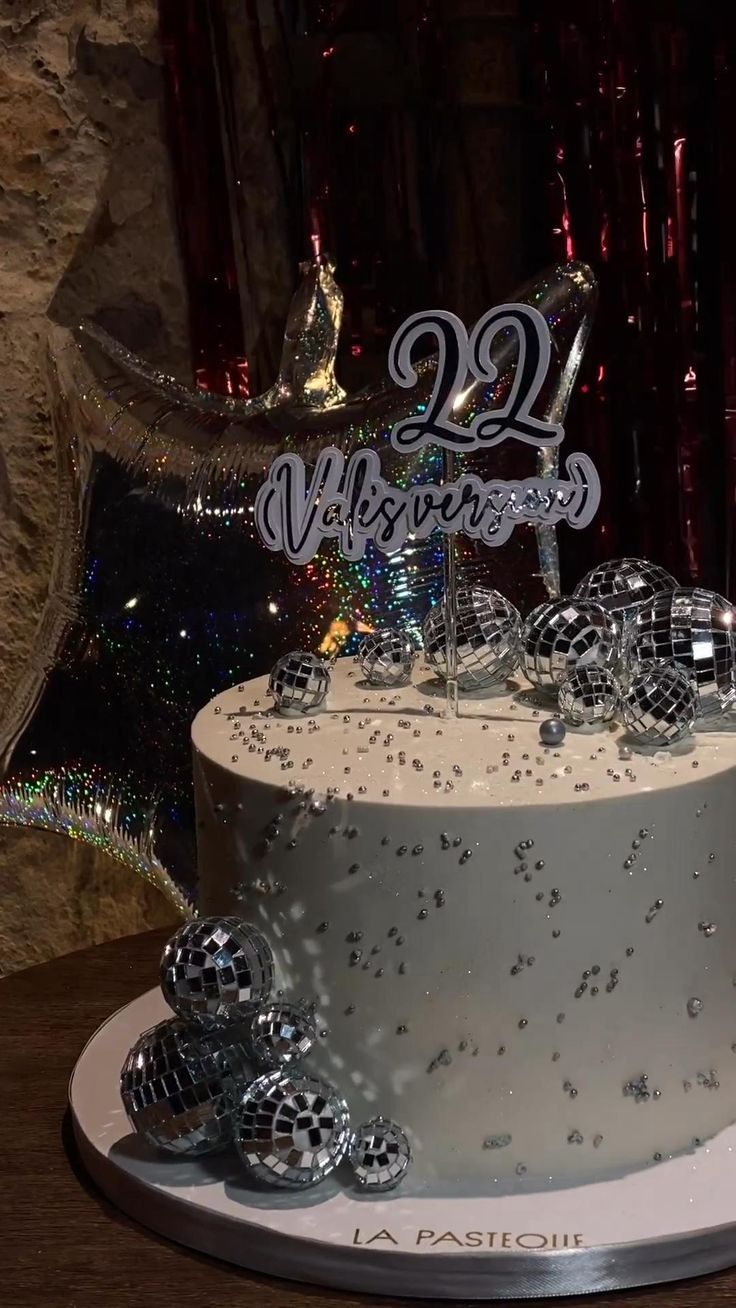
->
xmin=192 ymin=657 xmax=736 ymax=1192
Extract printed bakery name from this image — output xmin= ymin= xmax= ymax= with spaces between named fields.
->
xmin=352 ymin=1228 xmax=585 ymax=1251
xmin=255 ymin=305 xmax=600 ymax=564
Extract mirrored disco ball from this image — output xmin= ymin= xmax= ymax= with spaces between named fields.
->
xmin=358 ymin=626 xmax=416 ymax=687
xmin=349 ymin=1116 xmax=412 ymax=1192
xmin=235 ymin=1070 xmax=350 ymax=1188
xmin=621 ymin=660 xmax=696 ymax=745
xmin=627 ymin=587 xmax=736 ymax=717
xmin=120 ymin=1017 xmax=252 ymax=1156
xmin=520 ymin=599 xmax=619 ymax=691
xmin=250 ymin=1001 xmax=318 ymax=1066
xmin=558 ymin=664 xmax=620 ymax=727
xmin=268 ymin=650 xmax=331 ymax=714
xmin=160 ymin=916 xmax=274 ymax=1026
xmin=423 ymin=586 xmax=520 ymax=692
xmin=574 ymin=558 xmax=677 ymax=620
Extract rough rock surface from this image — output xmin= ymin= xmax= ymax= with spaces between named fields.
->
xmin=0 ymin=1 xmax=188 ymax=973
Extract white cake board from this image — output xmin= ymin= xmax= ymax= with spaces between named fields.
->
xmin=69 ymin=989 xmax=736 ymax=1300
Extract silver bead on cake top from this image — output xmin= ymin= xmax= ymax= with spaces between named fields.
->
xmin=558 ymin=663 xmax=620 ymax=727
xmin=620 ymin=660 xmax=696 ymax=745
xmin=358 ymin=627 xmax=416 ymax=688
xmin=521 ymin=598 xmax=619 ymax=691
xmin=626 ymin=587 xmax=736 ymax=717
xmin=423 ymin=585 xmax=520 ymax=692
xmin=349 ymin=1116 xmax=412 ymax=1191
xmin=269 ymin=650 xmax=331 ymax=715
xmin=235 ymin=1070 xmax=350 ymax=1188
xmin=250 ymin=1000 xmax=318 ymax=1065
xmin=539 ymin=718 xmax=566 ymax=746
xmin=160 ymin=916 xmax=274 ymax=1027
xmin=574 ymin=557 xmax=677 ymax=620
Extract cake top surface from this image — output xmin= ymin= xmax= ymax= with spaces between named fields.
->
xmin=192 ymin=657 xmax=736 ymax=809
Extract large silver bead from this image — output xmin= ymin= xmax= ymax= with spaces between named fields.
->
xmin=626 ymin=587 xmax=736 ymax=717
xmin=558 ymin=663 xmax=620 ymax=727
xmin=250 ymin=1001 xmax=318 ymax=1066
xmin=160 ymin=916 xmax=274 ymax=1027
xmin=234 ymin=1070 xmax=350 ymax=1188
xmin=620 ymin=660 xmax=696 ymax=745
xmin=349 ymin=1116 xmax=412 ymax=1192
xmin=574 ymin=557 xmax=677 ymax=620
xmin=423 ymin=585 xmax=520 ymax=692
xmin=120 ymin=1017 xmax=252 ymax=1156
xmin=358 ymin=626 xmax=416 ymax=687
xmin=520 ymin=598 xmax=619 ymax=691
xmin=268 ymin=650 xmax=331 ymax=715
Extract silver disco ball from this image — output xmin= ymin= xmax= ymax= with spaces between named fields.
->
xmin=235 ymin=1070 xmax=350 ymax=1188
xmin=423 ymin=585 xmax=520 ymax=692
xmin=349 ymin=1116 xmax=412 ymax=1192
xmin=520 ymin=598 xmax=619 ymax=691
xmin=250 ymin=1001 xmax=318 ymax=1066
xmin=621 ymin=660 xmax=696 ymax=745
xmin=160 ymin=917 xmax=274 ymax=1027
xmin=627 ymin=587 xmax=736 ymax=717
xmin=268 ymin=650 xmax=331 ymax=714
xmin=120 ymin=1018 xmax=252 ymax=1156
xmin=558 ymin=664 xmax=620 ymax=727
xmin=574 ymin=557 xmax=677 ymax=620
xmin=358 ymin=626 xmax=416 ymax=687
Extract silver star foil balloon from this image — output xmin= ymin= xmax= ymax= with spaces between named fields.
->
xmin=268 ymin=651 xmax=331 ymax=715
xmin=234 ymin=1069 xmax=350 ymax=1188
xmin=120 ymin=1017 xmax=252 ymax=1156
xmin=250 ymin=1001 xmax=318 ymax=1066
xmin=558 ymin=664 xmax=620 ymax=726
xmin=521 ymin=598 xmax=619 ymax=691
xmin=574 ymin=558 xmax=678 ymax=621
xmin=349 ymin=1116 xmax=412 ymax=1192
xmin=0 ymin=258 xmax=596 ymax=906
xmin=160 ymin=916 xmax=274 ymax=1026
xmin=358 ymin=626 xmax=416 ymax=687
xmin=423 ymin=585 xmax=521 ymax=691
xmin=620 ymin=661 xmax=696 ymax=745
xmin=626 ymin=587 xmax=736 ymax=718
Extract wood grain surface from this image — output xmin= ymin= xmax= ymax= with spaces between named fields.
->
xmin=3 ymin=927 xmax=736 ymax=1307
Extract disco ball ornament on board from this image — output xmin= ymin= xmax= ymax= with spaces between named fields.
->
xmin=268 ymin=651 xmax=331 ymax=715
xmin=558 ymin=664 xmax=620 ymax=727
xmin=160 ymin=916 xmax=274 ymax=1027
xmin=574 ymin=558 xmax=677 ymax=620
xmin=423 ymin=586 xmax=520 ymax=692
xmin=620 ymin=661 xmax=696 ymax=746
xmin=520 ymin=599 xmax=619 ymax=692
xmin=627 ymin=588 xmax=736 ymax=717
xmin=235 ymin=1070 xmax=351 ymax=1188
xmin=349 ymin=1116 xmax=412 ymax=1192
xmin=250 ymin=1001 xmax=318 ymax=1066
xmin=358 ymin=627 xmax=416 ymax=687
xmin=120 ymin=1018 xmax=252 ymax=1156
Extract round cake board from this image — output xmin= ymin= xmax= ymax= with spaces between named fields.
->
xmin=70 ymin=988 xmax=736 ymax=1300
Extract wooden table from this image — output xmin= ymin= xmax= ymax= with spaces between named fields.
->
xmin=3 ymin=927 xmax=736 ymax=1307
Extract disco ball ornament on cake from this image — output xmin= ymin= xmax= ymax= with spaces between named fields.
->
xmin=558 ymin=664 xmax=620 ymax=727
xmin=349 ymin=1116 xmax=412 ymax=1192
xmin=627 ymin=588 xmax=736 ymax=717
xmin=160 ymin=917 xmax=274 ymax=1027
xmin=268 ymin=651 xmax=331 ymax=714
xmin=520 ymin=599 xmax=619 ymax=691
xmin=620 ymin=661 xmax=696 ymax=745
xmin=423 ymin=586 xmax=520 ymax=692
xmin=574 ymin=558 xmax=677 ymax=620
xmin=358 ymin=626 xmax=416 ymax=687
xmin=250 ymin=1001 xmax=318 ymax=1066
xmin=120 ymin=1018 xmax=252 ymax=1156
xmin=235 ymin=1069 xmax=351 ymax=1188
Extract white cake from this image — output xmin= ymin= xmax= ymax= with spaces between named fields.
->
xmin=192 ymin=657 xmax=736 ymax=1193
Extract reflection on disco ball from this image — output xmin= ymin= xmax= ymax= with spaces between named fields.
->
xmin=620 ymin=660 xmax=696 ymax=745
xmin=349 ymin=1116 xmax=412 ymax=1192
xmin=423 ymin=586 xmax=520 ymax=692
xmin=250 ymin=1001 xmax=318 ymax=1065
xmin=520 ymin=599 xmax=619 ymax=691
xmin=627 ymin=587 xmax=736 ymax=717
xmin=120 ymin=1018 xmax=252 ymax=1155
xmin=235 ymin=1070 xmax=350 ymax=1188
xmin=358 ymin=626 xmax=416 ymax=687
xmin=558 ymin=663 xmax=620 ymax=727
xmin=268 ymin=650 xmax=331 ymax=714
xmin=574 ymin=558 xmax=677 ymax=620
xmin=160 ymin=917 xmax=274 ymax=1027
